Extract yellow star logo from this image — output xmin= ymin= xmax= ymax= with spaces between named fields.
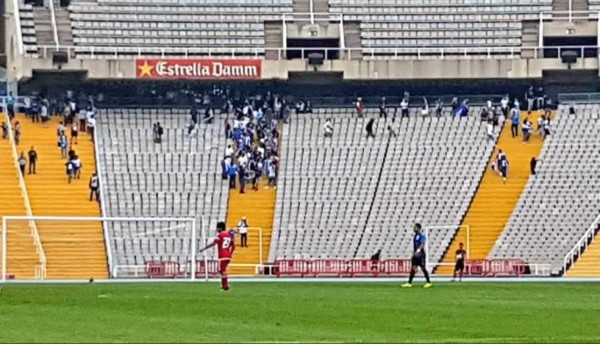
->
xmin=138 ymin=60 xmax=154 ymax=78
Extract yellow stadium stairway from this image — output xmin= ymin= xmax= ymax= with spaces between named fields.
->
xmin=18 ymin=115 xmax=108 ymax=279
xmin=567 ymin=233 xmax=600 ymax=277
xmin=225 ymin=179 xmax=276 ymax=275
xmin=0 ymin=113 xmax=40 ymax=279
xmin=438 ymin=112 xmax=546 ymax=274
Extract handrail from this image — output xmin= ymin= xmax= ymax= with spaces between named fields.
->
xmin=48 ymin=0 xmax=60 ymax=49
xmin=93 ymin=113 xmax=113 ymax=277
xmin=563 ymin=214 xmax=600 ymax=274
xmin=12 ymin=0 xmax=25 ymax=55
xmin=29 ymin=44 xmax=600 ymax=60
xmin=2 ymin=106 xmax=47 ymax=279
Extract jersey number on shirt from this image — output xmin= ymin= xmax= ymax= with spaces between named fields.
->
xmin=222 ymin=237 xmax=232 ymax=249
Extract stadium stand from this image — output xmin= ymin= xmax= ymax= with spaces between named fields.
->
xmin=96 ymin=108 xmax=229 ymax=276
xmin=329 ymin=0 xmax=552 ymax=57
xmin=19 ymin=4 xmax=38 ymax=56
xmin=0 ymin=114 xmax=38 ymax=279
xmin=439 ymin=111 xmax=545 ymax=274
xmin=64 ymin=0 xmax=293 ymax=57
xmin=18 ymin=115 xmax=108 ymax=279
xmin=490 ymin=105 xmax=600 ymax=274
xmin=270 ymin=107 xmax=495 ymax=265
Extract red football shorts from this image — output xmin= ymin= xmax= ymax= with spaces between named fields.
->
xmin=220 ymin=259 xmax=230 ymax=274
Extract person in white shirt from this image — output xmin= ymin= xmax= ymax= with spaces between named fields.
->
xmin=40 ymin=104 xmax=49 ymax=127
xmin=225 ymin=145 xmax=234 ymax=159
xmin=238 ymin=216 xmax=249 ymax=247
xmin=87 ymin=116 xmax=96 ymax=141
xmin=72 ymin=155 xmax=82 ymax=179
xmin=324 ymin=119 xmax=333 ymax=137
xmin=486 ymin=120 xmax=495 ymax=141
xmin=500 ymin=95 xmax=509 ymax=118
xmin=401 ymin=98 xmax=409 ymax=117
xmin=420 ymin=97 xmax=429 ymax=116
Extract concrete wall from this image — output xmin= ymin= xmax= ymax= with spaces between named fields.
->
xmin=14 ymin=55 xmax=599 ymax=81
xmin=543 ymin=21 xmax=598 ymax=37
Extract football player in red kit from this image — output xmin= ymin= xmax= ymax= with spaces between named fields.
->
xmin=199 ymin=221 xmax=235 ymax=291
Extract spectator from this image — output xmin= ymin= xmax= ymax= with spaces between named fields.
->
xmin=542 ymin=115 xmax=551 ymax=140
xmin=40 ymin=102 xmax=49 ymax=128
xmin=530 ymin=157 xmax=538 ymax=175
xmin=23 ymin=96 xmax=31 ymax=119
xmin=28 ymin=146 xmax=38 ymax=174
xmin=401 ymin=97 xmax=409 ymax=117
xmin=2 ymin=121 xmax=8 ymax=139
xmin=486 ymin=120 xmax=495 ymax=142
xmin=228 ymin=163 xmax=238 ymax=189
xmin=499 ymin=156 xmax=509 ymax=183
xmin=239 ymin=164 xmax=246 ymax=194
xmin=57 ymin=121 xmax=66 ymax=137
xmin=500 ymin=94 xmax=510 ymax=118
xmin=522 ymin=118 xmax=532 ymax=143
xmin=537 ymin=115 xmax=545 ymax=139
xmin=72 ymin=155 xmax=82 ymax=179
xmin=87 ymin=113 xmax=96 ymax=141
xmin=324 ymin=118 xmax=333 ymax=138
xmin=65 ymin=159 xmax=75 ymax=184
xmin=451 ymin=97 xmax=459 ymax=112
xmin=153 ymin=122 xmax=164 ymax=143
xmin=526 ymin=86 xmax=535 ymax=114
xmin=569 ymin=102 xmax=576 ymax=116
xmin=267 ymin=160 xmax=277 ymax=188
xmin=355 ymin=97 xmax=364 ymax=117
xmin=371 ymin=249 xmax=381 ymax=271
xmin=71 ymin=122 xmax=79 ymax=145
xmin=420 ymin=97 xmax=429 ymax=116
xmin=58 ymin=133 xmax=68 ymax=159
xmin=379 ymin=97 xmax=387 ymax=118
xmin=387 ymin=118 xmax=398 ymax=138
xmin=536 ymin=86 xmax=545 ymax=110
xmin=238 ymin=216 xmax=248 ymax=247
xmin=435 ymin=98 xmax=443 ymax=117
xmin=89 ymin=172 xmax=100 ymax=202
xmin=17 ymin=152 xmax=27 ymax=177
xmin=31 ymin=98 xmax=40 ymax=123
xmin=14 ymin=121 xmax=22 ymax=146
xmin=511 ymin=108 xmax=520 ymax=138
xmin=6 ymin=92 xmax=15 ymax=120
xmin=190 ymin=104 xmax=198 ymax=125
xmin=78 ymin=107 xmax=87 ymax=132
xmin=366 ymin=119 xmax=375 ymax=139
xmin=513 ymin=97 xmax=520 ymax=111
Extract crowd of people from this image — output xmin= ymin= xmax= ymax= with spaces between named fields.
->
xmin=208 ymin=91 xmax=285 ymax=195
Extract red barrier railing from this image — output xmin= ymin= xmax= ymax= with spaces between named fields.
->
xmin=273 ymin=259 xmax=412 ymax=277
xmin=274 ymin=259 xmax=527 ymax=278
xmin=195 ymin=260 xmax=221 ymax=278
xmin=145 ymin=261 xmax=180 ymax=278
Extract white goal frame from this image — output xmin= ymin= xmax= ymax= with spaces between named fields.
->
xmin=1 ymin=216 xmax=207 ymax=282
xmin=425 ymin=225 xmax=470 ymax=269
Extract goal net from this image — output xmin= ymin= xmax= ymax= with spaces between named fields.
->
xmin=425 ymin=225 xmax=470 ymax=272
xmin=1 ymin=216 xmax=213 ymax=282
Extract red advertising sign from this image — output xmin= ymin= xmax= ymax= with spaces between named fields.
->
xmin=136 ymin=59 xmax=262 ymax=79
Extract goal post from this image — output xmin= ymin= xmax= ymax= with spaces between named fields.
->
xmin=425 ymin=224 xmax=470 ymax=270
xmin=1 ymin=216 xmax=213 ymax=282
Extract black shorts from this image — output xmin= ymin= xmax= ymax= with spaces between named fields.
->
xmin=411 ymin=254 xmax=426 ymax=268
xmin=455 ymin=260 xmax=465 ymax=271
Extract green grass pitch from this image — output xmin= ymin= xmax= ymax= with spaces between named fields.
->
xmin=1 ymin=282 xmax=599 ymax=343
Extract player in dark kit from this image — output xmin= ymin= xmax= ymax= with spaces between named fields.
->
xmin=452 ymin=242 xmax=467 ymax=282
xmin=402 ymin=223 xmax=432 ymax=288
xmin=199 ymin=222 xmax=235 ymax=291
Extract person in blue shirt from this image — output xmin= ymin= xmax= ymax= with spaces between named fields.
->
xmin=402 ymin=223 xmax=432 ymax=288
xmin=511 ymin=109 xmax=520 ymax=138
